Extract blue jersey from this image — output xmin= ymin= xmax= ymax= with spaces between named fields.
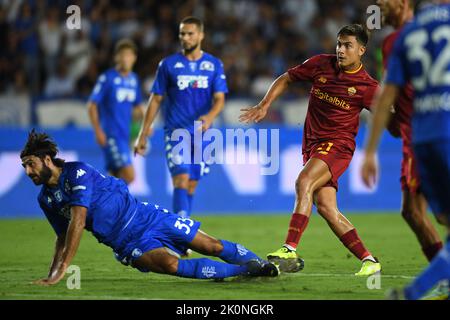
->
xmin=89 ymin=68 xmax=143 ymax=141
xmin=151 ymin=52 xmax=228 ymax=133
xmin=386 ymin=3 xmax=450 ymax=144
xmin=37 ymin=161 xmax=159 ymax=249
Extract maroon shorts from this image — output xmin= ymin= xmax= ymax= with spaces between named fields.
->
xmin=303 ymin=141 xmax=353 ymax=191
xmin=400 ymin=145 xmax=421 ymax=194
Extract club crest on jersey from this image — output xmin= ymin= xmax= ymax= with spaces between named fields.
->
xmin=348 ymin=87 xmax=357 ymax=96
xmin=54 ymin=190 xmax=63 ymax=202
xmin=199 ymin=61 xmax=215 ymax=71
xmin=318 ymin=76 xmax=327 ymax=83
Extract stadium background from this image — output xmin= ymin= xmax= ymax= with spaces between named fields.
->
xmin=3 ymin=0 xmax=447 ymax=302
xmin=0 ymin=0 xmax=401 ymax=216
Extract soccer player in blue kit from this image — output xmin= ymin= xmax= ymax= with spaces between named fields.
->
xmin=362 ymin=0 xmax=450 ymax=299
xmin=134 ymin=16 xmax=227 ymax=218
xmin=21 ymin=130 xmax=278 ymax=286
xmin=88 ymin=39 xmax=145 ymax=184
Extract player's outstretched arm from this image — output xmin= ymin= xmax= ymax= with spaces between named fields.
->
xmin=34 ymin=206 xmax=87 ymax=286
xmin=48 ymin=233 xmax=66 ymax=278
xmin=361 ymin=84 xmax=399 ymax=188
xmin=239 ymin=72 xmax=292 ymax=123
xmin=134 ymin=94 xmax=163 ymax=156
xmin=198 ymin=92 xmax=225 ymax=131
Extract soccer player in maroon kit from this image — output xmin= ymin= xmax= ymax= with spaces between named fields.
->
xmin=240 ymin=24 xmax=381 ymax=276
xmin=375 ymin=0 xmax=443 ymax=265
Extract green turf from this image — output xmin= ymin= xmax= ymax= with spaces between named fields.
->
xmin=0 ymin=213 xmax=445 ymax=300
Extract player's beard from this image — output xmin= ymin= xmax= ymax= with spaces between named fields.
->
xmin=29 ymin=163 xmax=52 ymax=185
xmin=183 ymin=42 xmax=199 ymax=54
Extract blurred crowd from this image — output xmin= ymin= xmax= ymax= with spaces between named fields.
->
xmin=0 ymin=0 xmax=387 ymax=107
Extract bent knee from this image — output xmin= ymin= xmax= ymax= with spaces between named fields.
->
xmin=173 ymin=175 xmax=189 ymax=189
xmin=202 ymin=239 xmax=224 ymax=256
xmin=162 ymin=258 xmax=179 ymax=275
xmin=295 ymin=173 xmax=315 ymax=195
xmin=316 ymin=203 xmax=337 ymax=219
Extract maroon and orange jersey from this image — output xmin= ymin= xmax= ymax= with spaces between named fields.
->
xmin=382 ymin=30 xmax=420 ymax=193
xmin=288 ymin=54 xmax=379 ymax=154
xmin=382 ymin=30 xmax=414 ymax=147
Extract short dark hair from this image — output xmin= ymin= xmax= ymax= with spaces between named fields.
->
xmin=114 ymin=38 xmax=138 ymax=55
xmin=337 ymin=24 xmax=369 ymax=46
xmin=20 ymin=129 xmax=65 ymax=167
xmin=180 ymin=16 xmax=204 ymax=32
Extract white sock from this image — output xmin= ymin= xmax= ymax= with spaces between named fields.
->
xmin=283 ymin=244 xmax=296 ymax=251
xmin=362 ymin=255 xmax=376 ymax=263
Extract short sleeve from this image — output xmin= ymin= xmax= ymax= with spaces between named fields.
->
xmin=385 ymin=34 xmax=408 ymax=87
xmin=66 ymin=164 xmax=94 ymax=209
xmin=362 ymin=84 xmax=380 ymax=110
xmin=213 ymin=60 xmax=228 ymax=93
xmin=151 ymin=59 xmax=168 ymax=95
xmin=89 ymin=73 xmax=109 ymax=105
xmin=287 ymin=55 xmax=322 ymax=82
xmin=39 ymin=197 xmax=69 ymax=236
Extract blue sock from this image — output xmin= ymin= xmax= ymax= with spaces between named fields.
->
xmin=404 ymin=240 xmax=450 ymax=300
xmin=173 ymin=188 xmax=189 ymax=218
xmin=176 ymin=258 xmax=247 ymax=279
xmin=187 ymin=194 xmax=194 ymax=216
xmin=218 ymin=240 xmax=262 ymax=265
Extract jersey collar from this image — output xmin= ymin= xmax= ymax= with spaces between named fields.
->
xmin=343 ymin=63 xmax=363 ymax=74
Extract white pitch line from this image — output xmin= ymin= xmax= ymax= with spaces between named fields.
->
xmin=285 ymin=273 xmax=415 ymax=279
xmin=2 ymin=293 xmax=163 ymax=300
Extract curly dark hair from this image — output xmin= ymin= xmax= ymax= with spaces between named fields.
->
xmin=20 ymin=129 xmax=65 ymax=167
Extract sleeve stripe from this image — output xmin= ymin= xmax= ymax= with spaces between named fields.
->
xmin=72 ymin=185 xmax=87 ymax=191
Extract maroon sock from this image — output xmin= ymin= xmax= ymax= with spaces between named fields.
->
xmin=422 ymin=242 xmax=443 ymax=262
xmin=284 ymin=213 xmax=309 ymax=249
xmin=339 ymin=229 xmax=371 ymax=260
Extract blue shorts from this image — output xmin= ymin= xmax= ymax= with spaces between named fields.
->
xmin=414 ymin=139 xmax=450 ymax=217
xmin=164 ymin=131 xmax=211 ymax=181
xmin=102 ymin=136 xmax=132 ymax=172
xmin=113 ymin=203 xmax=201 ymax=272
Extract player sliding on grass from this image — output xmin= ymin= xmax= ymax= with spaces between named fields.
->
xmin=240 ymin=24 xmax=381 ymax=276
xmin=21 ymin=130 xmax=278 ymax=286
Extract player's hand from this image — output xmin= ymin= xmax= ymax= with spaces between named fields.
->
xmin=33 ymin=264 xmax=67 ymax=286
xmin=95 ymin=129 xmax=107 ymax=147
xmin=134 ymin=135 xmax=148 ymax=156
xmin=239 ymin=104 xmax=268 ymax=124
xmin=361 ymin=153 xmax=378 ymax=189
xmin=198 ymin=114 xmax=213 ymax=131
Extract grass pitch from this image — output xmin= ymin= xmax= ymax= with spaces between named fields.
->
xmin=0 ymin=213 xmax=444 ymax=300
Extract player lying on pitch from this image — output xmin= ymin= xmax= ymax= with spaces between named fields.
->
xmin=21 ymin=130 xmax=279 ymax=286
